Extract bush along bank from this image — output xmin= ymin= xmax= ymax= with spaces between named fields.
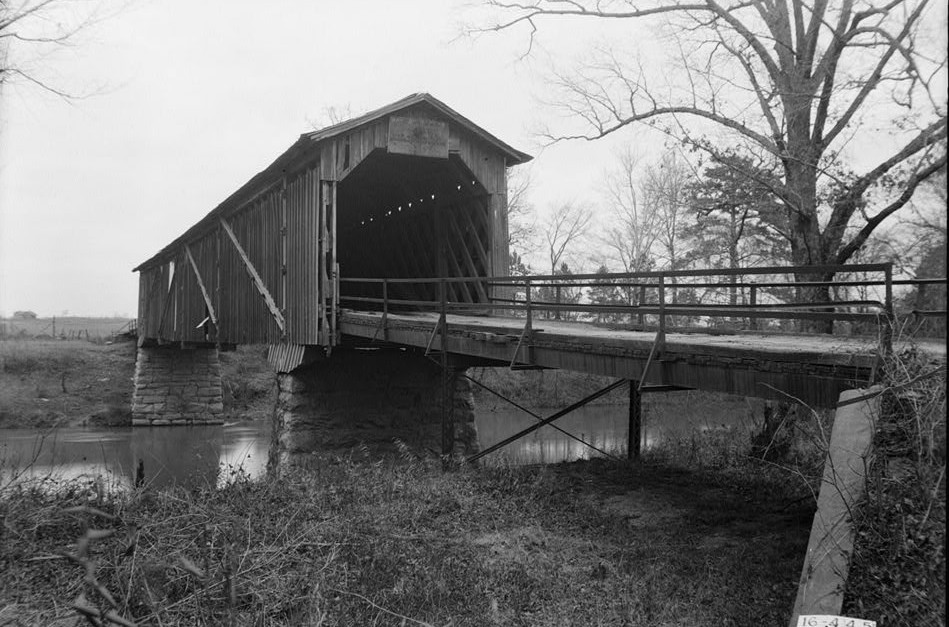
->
xmin=843 ymin=346 xmax=946 ymax=626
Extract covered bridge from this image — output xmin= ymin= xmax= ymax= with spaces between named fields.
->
xmin=131 ymin=94 xmax=531 ymax=455
xmin=133 ymin=93 xmax=531 ymax=350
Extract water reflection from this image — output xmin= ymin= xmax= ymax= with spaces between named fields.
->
xmin=1 ymin=393 xmax=759 ymax=487
xmin=0 ymin=422 xmax=271 ymax=490
xmin=476 ymin=394 xmax=760 ymax=466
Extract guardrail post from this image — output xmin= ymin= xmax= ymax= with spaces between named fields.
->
xmin=637 ymin=284 xmax=646 ymax=327
xmin=438 ymin=277 xmax=453 ymax=460
xmin=382 ymin=279 xmax=389 ymax=341
xmin=883 ymin=263 xmax=893 ymax=355
xmin=555 ymin=283 xmax=562 ymax=321
xmin=658 ymin=276 xmax=666 ymax=348
xmin=749 ymin=285 xmax=758 ymax=331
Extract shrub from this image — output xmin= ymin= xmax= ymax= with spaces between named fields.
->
xmin=844 ymin=345 xmax=947 ymax=625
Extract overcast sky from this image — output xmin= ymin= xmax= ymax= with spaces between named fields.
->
xmin=0 ymin=0 xmax=641 ymax=317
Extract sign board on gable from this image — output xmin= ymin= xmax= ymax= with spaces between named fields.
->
xmin=387 ymin=115 xmax=449 ymax=159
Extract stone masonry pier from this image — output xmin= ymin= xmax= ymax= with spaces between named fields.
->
xmin=132 ymin=346 xmax=225 ymax=425
xmin=271 ymin=348 xmax=479 ymax=465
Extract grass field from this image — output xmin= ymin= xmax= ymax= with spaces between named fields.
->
xmin=0 ymin=339 xmax=137 ymax=428
xmin=0 ymin=339 xmax=275 ymax=428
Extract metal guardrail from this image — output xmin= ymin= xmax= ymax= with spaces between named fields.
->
xmin=339 ymin=264 xmax=948 ymax=354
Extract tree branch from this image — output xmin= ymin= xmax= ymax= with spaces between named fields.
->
xmin=835 ymin=153 xmax=948 ymax=264
xmin=819 ymin=0 xmax=928 ymax=147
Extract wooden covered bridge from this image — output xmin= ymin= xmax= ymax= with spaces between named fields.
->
xmin=131 ymin=92 xmax=941 ymax=461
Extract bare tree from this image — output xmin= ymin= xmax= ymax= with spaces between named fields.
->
xmin=1 ymin=0 xmax=115 ymax=96
xmin=537 ymin=202 xmax=592 ymax=318
xmin=641 ymin=149 xmax=696 ymax=273
xmin=506 ymin=165 xmax=537 ymax=257
xmin=600 ymin=146 xmax=662 ymax=275
xmin=472 ymin=1 xmax=948 ymax=302
xmin=307 ymin=103 xmax=361 ymax=130
xmin=543 ymin=201 xmax=593 ymax=275
xmin=900 ymin=170 xmax=948 ymax=266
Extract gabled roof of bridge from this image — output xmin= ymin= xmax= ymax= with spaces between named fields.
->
xmin=134 ymin=93 xmax=532 ymax=272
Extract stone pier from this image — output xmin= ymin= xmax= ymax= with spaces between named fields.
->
xmin=131 ymin=346 xmax=225 ymax=425
xmin=271 ymin=348 xmax=479 ymax=464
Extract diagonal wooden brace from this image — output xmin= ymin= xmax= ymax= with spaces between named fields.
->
xmin=185 ymin=244 xmax=217 ymax=326
xmin=220 ymin=218 xmax=285 ymax=333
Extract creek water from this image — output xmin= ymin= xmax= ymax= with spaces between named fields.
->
xmin=0 ymin=393 xmax=758 ymax=490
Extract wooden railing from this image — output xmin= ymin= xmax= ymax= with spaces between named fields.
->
xmin=339 ymin=264 xmax=948 ymax=353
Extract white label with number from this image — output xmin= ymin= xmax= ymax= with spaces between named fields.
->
xmin=798 ymin=615 xmax=876 ymax=627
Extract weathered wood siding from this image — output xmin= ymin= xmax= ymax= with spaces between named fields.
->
xmin=138 ymin=168 xmax=324 ymax=346
xmin=321 ymin=120 xmax=388 ymax=181
xmin=284 ymin=166 xmax=322 ymax=345
xmin=138 ymin=263 xmax=169 ymax=339
xmin=218 ymin=186 xmax=284 ymax=344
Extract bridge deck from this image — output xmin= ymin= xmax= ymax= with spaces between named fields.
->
xmin=340 ymin=309 xmax=945 ymax=408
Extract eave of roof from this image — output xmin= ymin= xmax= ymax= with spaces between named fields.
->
xmin=133 ymin=93 xmax=532 ymax=272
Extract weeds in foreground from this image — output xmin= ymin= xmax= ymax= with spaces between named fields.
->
xmin=1 ymin=450 xmax=811 ymax=626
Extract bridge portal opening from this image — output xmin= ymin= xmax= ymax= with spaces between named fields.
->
xmin=337 ymin=151 xmax=494 ymax=307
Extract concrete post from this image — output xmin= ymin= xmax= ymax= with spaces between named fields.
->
xmin=789 ymin=387 xmax=881 ymax=625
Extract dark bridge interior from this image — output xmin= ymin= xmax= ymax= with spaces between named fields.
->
xmin=338 ymin=151 xmax=494 ymax=305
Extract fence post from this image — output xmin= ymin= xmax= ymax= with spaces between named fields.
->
xmin=750 ymin=285 xmax=758 ymax=331
xmin=525 ymin=279 xmax=533 ymax=336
